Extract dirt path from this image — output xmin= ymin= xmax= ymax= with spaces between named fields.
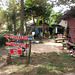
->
xmin=0 ymin=39 xmax=74 ymax=75
xmin=64 ymin=70 xmax=75 ymax=75
xmin=0 ymin=39 xmax=65 ymax=68
xmin=31 ymin=42 xmax=63 ymax=53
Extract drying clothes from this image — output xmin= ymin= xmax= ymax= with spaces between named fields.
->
xmin=55 ymin=27 xmax=58 ymax=33
xmin=46 ymin=27 xmax=48 ymax=32
xmin=40 ymin=32 xmax=43 ymax=36
xmin=35 ymin=28 xmax=37 ymax=35
xmin=32 ymin=32 xmax=35 ymax=36
xmin=32 ymin=28 xmax=35 ymax=32
xmin=32 ymin=31 xmax=35 ymax=40
xmin=38 ymin=28 xmax=42 ymax=34
xmin=49 ymin=27 xmax=53 ymax=35
xmin=38 ymin=28 xmax=41 ymax=34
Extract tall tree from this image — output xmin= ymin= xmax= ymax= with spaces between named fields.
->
xmin=2 ymin=0 xmax=20 ymax=34
xmin=7 ymin=0 xmax=19 ymax=35
xmin=20 ymin=0 xmax=25 ymax=57
xmin=24 ymin=0 xmax=53 ymax=24
xmin=0 ymin=7 xmax=5 ymax=30
xmin=20 ymin=0 xmax=24 ymax=35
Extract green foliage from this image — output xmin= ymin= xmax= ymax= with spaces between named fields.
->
xmin=24 ymin=0 xmax=53 ymax=24
xmin=49 ymin=11 xmax=63 ymax=25
xmin=10 ymin=10 xmax=16 ymax=21
xmin=7 ymin=23 xmax=13 ymax=32
xmin=0 ymin=8 xmax=5 ymax=28
xmin=55 ymin=12 xmax=63 ymax=24
xmin=48 ymin=20 xmax=51 ymax=26
xmin=36 ymin=17 xmax=40 ymax=25
xmin=1 ymin=0 xmax=20 ymax=34
xmin=0 ymin=7 xmax=2 ymax=12
xmin=0 ymin=37 xmax=8 ymax=46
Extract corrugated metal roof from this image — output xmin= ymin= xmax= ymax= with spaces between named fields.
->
xmin=60 ymin=7 xmax=75 ymax=20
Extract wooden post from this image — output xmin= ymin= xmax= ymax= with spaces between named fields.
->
xmin=27 ymin=40 xmax=31 ymax=64
xmin=26 ymin=51 xmax=28 ymax=64
xmin=6 ymin=53 xmax=11 ymax=64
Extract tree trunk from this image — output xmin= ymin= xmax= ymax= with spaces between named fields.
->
xmin=20 ymin=0 xmax=24 ymax=57
xmin=12 ymin=18 xmax=17 ymax=35
xmin=20 ymin=0 xmax=24 ymax=36
xmin=13 ymin=0 xmax=17 ymax=35
xmin=43 ymin=19 xmax=45 ymax=36
xmin=13 ymin=21 xmax=17 ymax=35
xmin=24 ymin=21 xmax=26 ymax=32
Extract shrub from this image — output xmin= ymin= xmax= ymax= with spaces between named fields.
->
xmin=0 ymin=37 xmax=8 ymax=47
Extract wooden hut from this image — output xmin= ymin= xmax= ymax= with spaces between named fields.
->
xmin=60 ymin=7 xmax=75 ymax=47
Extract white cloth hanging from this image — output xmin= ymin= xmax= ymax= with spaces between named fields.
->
xmin=55 ymin=27 xmax=58 ymax=33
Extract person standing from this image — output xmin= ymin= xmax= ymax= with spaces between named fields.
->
xmin=32 ymin=31 xmax=35 ymax=40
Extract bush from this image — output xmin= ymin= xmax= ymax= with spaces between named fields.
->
xmin=0 ymin=37 xmax=8 ymax=47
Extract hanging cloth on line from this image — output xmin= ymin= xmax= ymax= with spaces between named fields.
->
xmin=35 ymin=28 xmax=37 ymax=35
xmin=55 ymin=27 xmax=58 ymax=33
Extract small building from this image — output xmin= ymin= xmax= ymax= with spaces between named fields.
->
xmin=60 ymin=7 xmax=75 ymax=45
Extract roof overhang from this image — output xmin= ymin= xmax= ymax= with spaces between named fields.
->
xmin=60 ymin=7 xmax=75 ymax=20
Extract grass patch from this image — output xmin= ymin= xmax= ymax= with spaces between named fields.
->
xmin=60 ymin=52 xmax=75 ymax=64
xmin=43 ymin=62 xmax=64 ymax=74
xmin=42 ymin=52 xmax=75 ymax=74
xmin=1 ymin=49 xmax=75 ymax=75
xmin=12 ymin=56 xmax=26 ymax=66
xmin=13 ymin=52 xmax=75 ymax=75
xmin=37 ymin=66 xmax=49 ymax=75
xmin=24 ymin=72 xmax=31 ymax=75
xmin=12 ymin=58 xmax=18 ymax=64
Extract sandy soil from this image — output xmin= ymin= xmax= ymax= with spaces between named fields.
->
xmin=31 ymin=42 xmax=63 ymax=53
xmin=0 ymin=39 xmax=73 ymax=75
xmin=0 ymin=39 xmax=65 ymax=67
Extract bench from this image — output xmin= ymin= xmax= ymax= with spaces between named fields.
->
xmin=55 ymin=38 xmax=65 ymax=43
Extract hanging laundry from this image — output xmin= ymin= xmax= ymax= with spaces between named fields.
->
xmin=46 ymin=27 xmax=48 ymax=32
xmin=35 ymin=28 xmax=37 ymax=35
xmin=55 ymin=27 xmax=58 ymax=33
xmin=38 ymin=27 xmax=42 ymax=34
xmin=49 ymin=27 xmax=53 ymax=35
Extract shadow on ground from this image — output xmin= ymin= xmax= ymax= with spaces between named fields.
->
xmin=0 ymin=52 xmax=75 ymax=75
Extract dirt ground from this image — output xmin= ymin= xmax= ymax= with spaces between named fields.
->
xmin=0 ymin=39 xmax=64 ymax=57
xmin=0 ymin=39 xmax=75 ymax=75
xmin=31 ymin=39 xmax=64 ymax=53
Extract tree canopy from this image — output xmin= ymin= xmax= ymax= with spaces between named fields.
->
xmin=23 ymin=0 xmax=54 ymax=24
xmin=0 ymin=0 xmax=70 ymax=32
xmin=47 ymin=0 xmax=75 ymax=6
